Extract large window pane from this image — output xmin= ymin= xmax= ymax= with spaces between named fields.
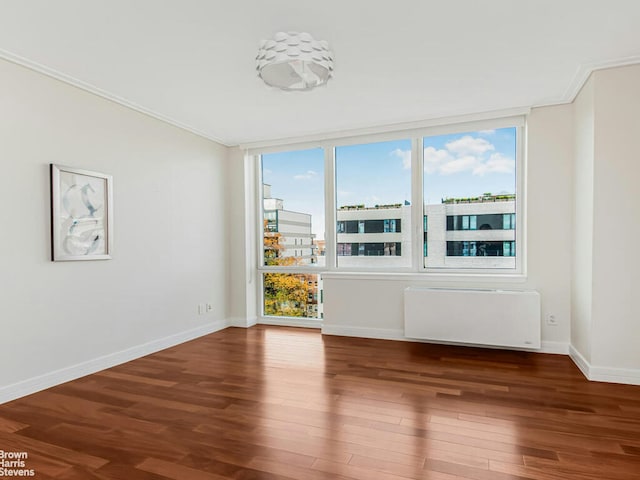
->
xmin=263 ymin=273 xmax=322 ymax=319
xmin=261 ymin=149 xmax=324 ymax=320
xmin=423 ymin=127 xmax=517 ymax=269
xmin=262 ymin=148 xmax=325 ymax=267
xmin=335 ymin=139 xmax=412 ymax=268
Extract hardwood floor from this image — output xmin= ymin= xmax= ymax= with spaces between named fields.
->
xmin=1 ymin=325 xmax=639 ymax=479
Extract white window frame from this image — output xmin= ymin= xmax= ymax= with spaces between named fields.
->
xmin=416 ymin=117 xmax=525 ymax=275
xmin=250 ymin=113 xmax=527 ymax=320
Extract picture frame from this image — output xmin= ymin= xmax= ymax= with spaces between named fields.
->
xmin=50 ymin=164 xmax=113 ymax=261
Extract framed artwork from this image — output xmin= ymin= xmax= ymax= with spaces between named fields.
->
xmin=50 ymin=164 xmax=113 ymax=261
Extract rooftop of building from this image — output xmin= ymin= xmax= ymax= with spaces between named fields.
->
xmin=338 ymin=194 xmax=515 ymax=211
xmin=339 ymin=202 xmax=408 ymax=211
xmin=441 ymin=193 xmax=515 ymax=204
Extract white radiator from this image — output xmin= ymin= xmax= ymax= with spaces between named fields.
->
xmin=404 ymin=287 xmax=541 ymax=349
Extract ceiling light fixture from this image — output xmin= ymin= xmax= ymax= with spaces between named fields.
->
xmin=256 ymin=31 xmax=333 ymax=91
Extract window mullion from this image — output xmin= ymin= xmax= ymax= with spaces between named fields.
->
xmin=324 ymin=146 xmax=337 ymax=270
xmin=516 ymin=124 xmax=525 ymax=274
xmin=254 ymin=154 xmax=265 ymax=270
xmin=256 ymin=121 xmax=522 ymax=278
xmin=411 ymin=137 xmax=423 ymax=271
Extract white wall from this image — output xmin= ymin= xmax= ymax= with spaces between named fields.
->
xmin=0 ymin=58 xmax=230 ymax=400
xmin=227 ymin=66 xmax=640 ymax=384
xmin=226 ymin=149 xmax=258 ymax=327
xmin=525 ymin=104 xmax=574 ymax=347
xmin=590 ymin=65 xmax=640 ymax=372
xmin=571 ymin=76 xmax=595 ymax=363
xmin=322 ymin=104 xmax=574 ymax=352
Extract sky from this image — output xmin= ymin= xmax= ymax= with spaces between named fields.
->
xmin=262 ymin=127 xmax=517 ymax=240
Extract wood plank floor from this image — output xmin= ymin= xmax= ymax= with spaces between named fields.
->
xmin=1 ymin=325 xmax=640 ymax=479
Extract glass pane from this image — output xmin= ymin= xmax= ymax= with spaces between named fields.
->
xmin=423 ymin=127 xmax=517 ymax=269
xmin=262 ymin=148 xmax=325 ymax=267
xmin=335 ymin=139 xmax=412 ymax=268
xmin=263 ymin=273 xmax=322 ymax=319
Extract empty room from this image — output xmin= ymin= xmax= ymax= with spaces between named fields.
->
xmin=1 ymin=1 xmax=639 ymax=479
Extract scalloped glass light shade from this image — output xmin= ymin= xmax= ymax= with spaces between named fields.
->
xmin=256 ymin=31 xmax=334 ymax=91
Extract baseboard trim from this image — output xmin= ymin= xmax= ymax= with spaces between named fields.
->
xmin=322 ymin=325 xmax=406 ymax=340
xmin=589 ymin=366 xmax=640 ymax=386
xmin=540 ymin=341 xmax=570 ymax=355
xmin=5 ymin=319 xmax=635 ymax=404
xmin=227 ymin=316 xmax=259 ymax=328
xmin=0 ymin=319 xmax=229 ymax=405
xmin=569 ymin=345 xmax=591 ymax=380
xmin=324 ymin=326 xmax=640 ymax=385
xmin=259 ymin=317 xmax=322 ymax=329
xmin=322 ymin=325 xmax=570 ymax=354
xmin=569 ymin=345 xmax=640 ymax=386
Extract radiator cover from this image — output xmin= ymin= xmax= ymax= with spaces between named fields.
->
xmin=404 ymin=287 xmax=541 ymax=349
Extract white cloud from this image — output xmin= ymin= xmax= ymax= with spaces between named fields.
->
xmin=473 ymin=153 xmax=515 ymax=176
xmin=446 ymin=135 xmax=495 ymax=156
xmin=423 ymin=135 xmax=513 ymax=177
xmin=294 ymin=170 xmax=318 ymax=180
xmin=423 ymin=146 xmax=454 ymax=174
xmin=391 ymin=148 xmax=412 ymax=170
xmin=440 ymin=155 xmax=479 ymax=175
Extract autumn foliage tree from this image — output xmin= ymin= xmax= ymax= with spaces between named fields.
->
xmin=264 ymin=272 xmax=313 ymax=317
xmin=263 ymin=220 xmax=315 ymax=317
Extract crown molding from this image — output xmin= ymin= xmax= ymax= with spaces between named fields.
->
xmin=239 ymin=107 xmax=530 ymax=152
xmin=534 ymin=54 xmax=640 ymax=109
xmin=0 ymin=48 xmax=230 ymax=146
xmin=564 ymin=54 xmax=640 ymax=102
xmin=2 ymin=46 xmax=639 ymax=148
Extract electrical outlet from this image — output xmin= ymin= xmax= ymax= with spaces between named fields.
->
xmin=547 ymin=314 xmax=558 ymax=326
xmin=198 ymin=304 xmax=205 ymax=315
xmin=206 ymin=303 xmax=213 ymax=313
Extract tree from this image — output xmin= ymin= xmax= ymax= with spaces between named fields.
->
xmin=263 ymin=219 xmax=315 ymax=317
xmin=263 ymin=272 xmax=314 ymax=317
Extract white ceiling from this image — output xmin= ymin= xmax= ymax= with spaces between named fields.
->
xmin=1 ymin=1 xmax=639 ymax=146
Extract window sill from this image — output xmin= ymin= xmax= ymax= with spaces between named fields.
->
xmin=320 ymin=271 xmax=527 ymax=283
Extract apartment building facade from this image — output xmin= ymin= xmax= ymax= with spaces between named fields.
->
xmin=336 ymin=194 xmax=516 ymax=269
xmin=263 ymin=184 xmax=317 ymax=265
xmin=263 ymin=184 xmax=321 ymax=318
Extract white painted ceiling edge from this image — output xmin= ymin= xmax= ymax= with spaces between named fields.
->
xmin=3 ymin=47 xmax=638 ymax=149
xmin=1 ymin=1 xmax=639 ymax=147
xmin=0 ymin=47 xmax=224 ymax=145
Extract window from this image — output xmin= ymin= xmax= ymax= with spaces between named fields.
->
xmin=457 ymin=215 xmax=477 ymax=230
xmin=423 ymin=215 xmax=428 ymax=257
xmin=447 ymin=213 xmax=512 ymax=231
xmin=424 ymin=127 xmax=517 ymax=269
xmin=383 ymin=219 xmax=401 ymax=233
xmin=503 ymin=241 xmax=516 ymax=257
xmin=256 ymin=118 xmax=523 ymax=318
xmin=336 ymin=242 xmax=402 ymax=257
xmin=335 ymin=139 xmax=412 ymax=268
xmin=503 ymin=213 xmax=516 ymax=230
xmin=262 ymin=148 xmax=324 ymax=268
xmin=261 ymin=148 xmax=324 ymax=319
xmin=263 ymin=273 xmax=322 ymax=319
xmin=447 ymin=241 xmax=510 ymax=257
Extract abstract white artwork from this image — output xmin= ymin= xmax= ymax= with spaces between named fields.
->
xmin=50 ymin=164 xmax=113 ymax=261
